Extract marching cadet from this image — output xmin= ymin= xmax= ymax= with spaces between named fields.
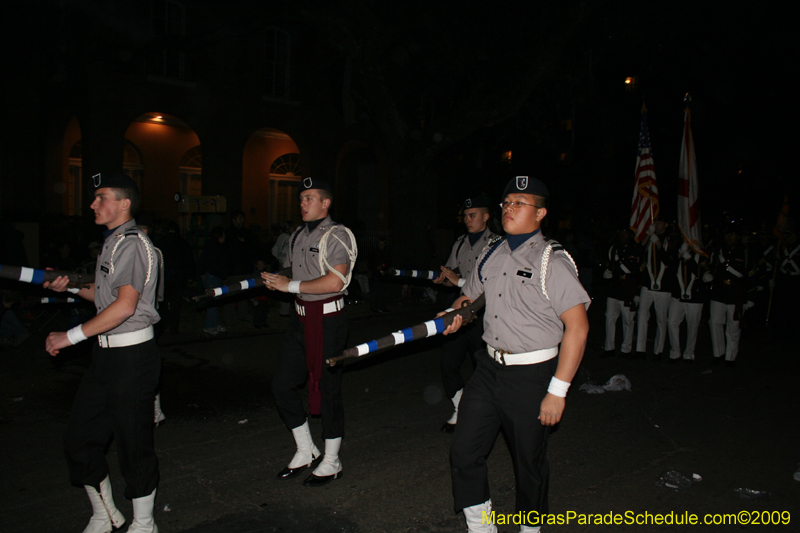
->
xmin=45 ymin=173 xmax=162 ymax=533
xmin=434 ymin=197 xmax=498 ymax=432
xmin=602 ymin=228 xmax=642 ymax=357
xmin=441 ymin=175 xmax=590 ymax=533
xmin=262 ymin=177 xmax=357 ymax=487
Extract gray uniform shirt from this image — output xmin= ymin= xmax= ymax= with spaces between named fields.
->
xmin=445 ymin=230 xmax=498 ymax=294
xmin=95 ymin=219 xmax=161 ymax=334
xmin=289 ymin=215 xmax=355 ymax=302
xmin=463 ymin=231 xmax=590 ymax=354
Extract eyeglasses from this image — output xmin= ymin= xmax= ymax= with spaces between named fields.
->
xmin=500 ymin=200 xmax=539 ymax=210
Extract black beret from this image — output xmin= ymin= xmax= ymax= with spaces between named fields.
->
xmin=502 ymin=175 xmax=549 ymax=201
xmin=463 ymin=196 xmax=491 ymax=209
xmin=301 ymin=176 xmax=332 ymax=194
xmin=91 ymin=173 xmax=139 ymax=195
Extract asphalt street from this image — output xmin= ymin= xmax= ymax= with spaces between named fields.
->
xmin=1 ymin=292 xmax=798 ymax=532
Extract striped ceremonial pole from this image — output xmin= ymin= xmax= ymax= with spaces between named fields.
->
xmin=40 ymin=297 xmax=78 ymax=303
xmin=193 ymin=278 xmax=263 ymax=301
xmin=387 ymin=268 xmax=439 ymax=280
xmin=193 ymin=268 xmax=292 ymax=302
xmin=0 ymin=265 xmax=93 ymax=288
xmin=326 ymin=294 xmax=485 ymax=366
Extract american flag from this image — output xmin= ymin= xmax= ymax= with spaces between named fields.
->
xmin=677 ymin=107 xmax=706 ymax=255
xmin=630 ymin=108 xmax=659 ymax=242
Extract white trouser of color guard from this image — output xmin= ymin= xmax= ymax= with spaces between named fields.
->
xmin=604 ymin=297 xmax=636 ymax=353
xmin=636 ymin=289 xmax=670 ymax=353
xmin=708 ymin=301 xmax=742 ymax=361
xmin=667 ymin=299 xmax=703 ymax=360
xmin=312 ymin=437 xmax=342 ymax=477
xmin=463 ymin=499 xmax=497 ymax=533
xmin=127 ymin=488 xmax=157 ymax=533
xmin=83 ymin=476 xmax=125 ymax=533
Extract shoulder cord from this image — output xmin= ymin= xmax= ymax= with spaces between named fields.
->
xmin=289 ymin=225 xmax=303 ymax=255
xmin=108 ymin=231 xmax=157 ymax=286
xmin=455 ymin=235 xmax=466 ymax=257
xmin=318 ymin=225 xmax=358 ymax=290
xmin=477 ymin=237 xmax=505 ymax=284
xmin=540 ymin=241 xmax=579 ymax=301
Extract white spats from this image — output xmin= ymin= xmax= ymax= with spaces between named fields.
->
xmin=288 ymin=421 xmax=320 ymax=468
xmin=127 ymin=488 xmax=158 ymax=533
xmin=312 ymin=437 xmax=342 ymax=477
xmin=82 ymin=476 xmax=125 ymax=533
xmin=463 ymin=500 xmax=497 ymax=533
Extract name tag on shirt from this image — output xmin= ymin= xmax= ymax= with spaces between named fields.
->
xmin=516 ymin=270 xmax=532 ymax=278
xmin=100 ymin=265 xmax=110 ymax=274
xmin=310 ymin=246 xmax=319 ymax=253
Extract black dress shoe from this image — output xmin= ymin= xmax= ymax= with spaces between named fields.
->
xmin=302 ymin=470 xmax=343 ymax=487
xmin=276 ymin=456 xmax=321 ymax=480
xmin=601 ymin=350 xmax=616 ymax=358
xmin=440 ymin=422 xmax=456 ymax=433
xmin=633 ymin=351 xmax=647 ymax=360
xmin=276 ymin=464 xmax=310 ymax=479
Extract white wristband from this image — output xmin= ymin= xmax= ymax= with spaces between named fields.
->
xmin=288 ymin=280 xmax=302 ymax=294
xmin=444 ymin=308 xmax=455 ymax=314
xmin=66 ymin=325 xmax=88 ymax=345
xmin=67 ymin=287 xmax=81 ymax=294
xmin=457 ymin=278 xmax=466 ymax=288
xmin=547 ymin=376 xmax=570 ymax=398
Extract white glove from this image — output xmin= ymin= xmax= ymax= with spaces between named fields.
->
xmin=679 ymin=242 xmax=689 ymax=254
xmin=649 ymin=233 xmax=660 ymax=243
xmin=756 ymin=285 xmax=764 ymax=292
xmin=703 ymin=272 xmax=714 ymax=283
xmin=634 ymin=295 xmax=640 ymax=306
xmin=646 ymin=225 xmax=656 ymax=236
xmin=603 ymin=269 xmax=613 ymax=279
xmin=744 ymin=301 xmax=755 ymax=310
xmin=682 ymin=250 xmax=693 ymax=260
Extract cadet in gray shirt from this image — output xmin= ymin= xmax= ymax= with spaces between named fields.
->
xmin=434 ymin=196 xmax=498 ymax=433
xmin=262 ymin=177 xmax=357 ymax=488
xmin=45 ymin=173 xmax=162 ymax=533
xmin=441 ymin=175 xmax=590 ymax=533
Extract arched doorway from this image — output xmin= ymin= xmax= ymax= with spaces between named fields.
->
xmin=242 ymin=127 xmax=301 ymax=241
xmin=124 ymin=112 xmax=200 ymax=217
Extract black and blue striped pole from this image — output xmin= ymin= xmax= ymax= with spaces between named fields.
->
xmin=192 ymin=268 xmax=292 ymax=302
xmin=326 ymin=294 xmax=485 ymax=366
xmin=387 ymin=268 xmax=439 ymax=280
xmin=0 ymin=265 xmax=93 ymax=288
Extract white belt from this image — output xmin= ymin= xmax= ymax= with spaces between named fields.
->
xmin=486 ymin=345 xmax=558 ymax=366
xmin=295 ymin=298 xmax=344 ymax=317
xmin=98 ymin=326 xmax=155 ymax=348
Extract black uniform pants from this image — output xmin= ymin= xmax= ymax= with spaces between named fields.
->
xmin=64 ymin=339 xmax=160 ymax=500
xmin=271 ymin=312 xmax=347 ymax=439
xmin=441 ymin=319 xmax=484 ymax=400
xmin=451 ymin=350 xmax=556 ymax=520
